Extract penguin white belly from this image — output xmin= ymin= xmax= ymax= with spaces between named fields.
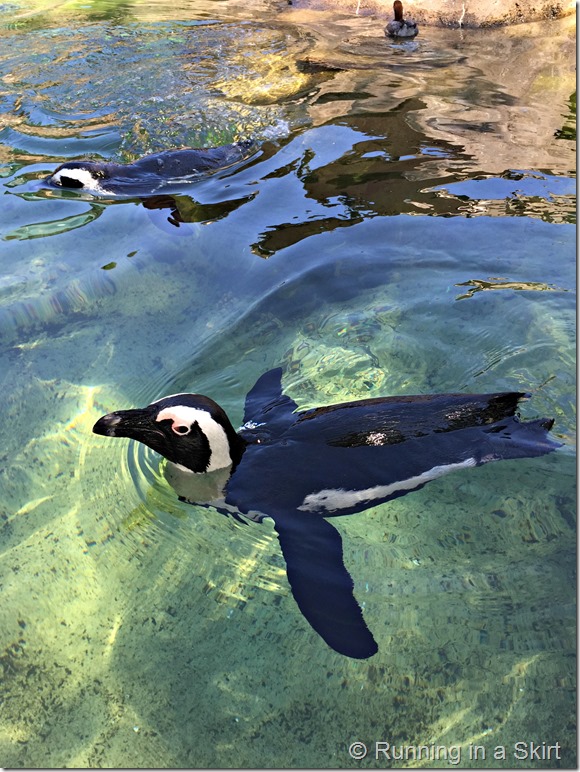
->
xmin=298 ymin=457 xmax=478 ymax=513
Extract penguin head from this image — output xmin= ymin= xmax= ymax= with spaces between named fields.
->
xmin=47 ymin=161 xmax=116 ymax=194
xmin=93 ymin=394 xmax=245 ymax=473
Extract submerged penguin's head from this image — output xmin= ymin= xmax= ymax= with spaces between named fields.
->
xmin=93 ymin=394 xmax=245 ymax=473
xmin=47 ymin=161 xmax=113 ymax=193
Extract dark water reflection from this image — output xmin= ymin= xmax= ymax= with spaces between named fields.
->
xmin=0 ymin=1 xmax=575 ymax=768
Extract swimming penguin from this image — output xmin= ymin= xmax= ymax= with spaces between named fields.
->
xmin=46 ymin=139 xmax=257 ymax=196
xmin=386 ymin=0 xmax=419 ymax=37
xmin=93 ymin=368 xmax=560 ymax=658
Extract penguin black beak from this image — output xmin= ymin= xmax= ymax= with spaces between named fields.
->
xmin=93 ymin=407 xmax=165 ymax=445
xmin=93 ymin=412 xmax=125 ymax=437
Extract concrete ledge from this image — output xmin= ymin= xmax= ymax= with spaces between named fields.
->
xmin=290 ymin=0 xmax=576 ymax=27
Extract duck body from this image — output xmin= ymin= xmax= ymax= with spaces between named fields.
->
xmin=46 ymin=139 xmax=256 ymax=196
xmin=386 ymin=0 xmax=418 ymax=37
xmin=94 ymin=368 xmax=560 ymax=659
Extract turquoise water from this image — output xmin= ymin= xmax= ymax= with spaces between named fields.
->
xmin=0 ymin=1 xmax=575 ymax=768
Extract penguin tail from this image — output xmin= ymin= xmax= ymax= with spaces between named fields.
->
xmin=482 ymin=416 xmax=562 ymax=461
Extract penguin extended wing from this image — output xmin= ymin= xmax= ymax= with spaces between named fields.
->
xmin=271 ymin=511 xmax=378 ymax=659
xmin=241 ymin=368 xmax=298 ymax=434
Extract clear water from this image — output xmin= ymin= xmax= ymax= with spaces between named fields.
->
xmin=0 ymin=0 xmax=575 ymax=767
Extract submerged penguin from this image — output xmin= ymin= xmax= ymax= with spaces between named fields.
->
xmin=386 ymin=0 xmax=419 ymax=38
xmin=93 ymin=368 xmax=559 ymax=658
xmin=46 ymin=139 xmax=256 ymax=196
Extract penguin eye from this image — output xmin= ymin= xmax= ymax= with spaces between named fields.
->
xmin=172 ymin=424 xmax=191 ymax=435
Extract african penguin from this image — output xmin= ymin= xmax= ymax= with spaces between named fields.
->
xmin=46 ymin=140 xmax=257 ymax=196
xmin=93 ymin=367 xmax=560 ymax=659
xmin=385 ymin=0 xmax=419 ymax=37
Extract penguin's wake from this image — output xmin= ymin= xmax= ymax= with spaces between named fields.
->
xmin=93 ymin=368 xmax=560 ymax=659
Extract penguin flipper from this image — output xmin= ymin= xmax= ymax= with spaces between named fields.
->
xmin=243 ymin=368 xmax=298 ymax=427
xmin=272 ymin=512 xmax=378 ymax=659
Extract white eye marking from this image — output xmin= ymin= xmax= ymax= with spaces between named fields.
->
xmin=298 ymin=458 xmax=477 ymax=513
xmin=172 ymin=424 xmax=191 ymax=435
xmin=156 ymin=405 xmax=232 ymax=472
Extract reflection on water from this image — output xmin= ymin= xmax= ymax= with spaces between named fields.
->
xmin=0 ymin=0 xmax=575 ymax=768
xmin=454 ymin=277 xmax=565 ymax=301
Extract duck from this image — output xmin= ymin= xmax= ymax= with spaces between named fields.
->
xmin=386 ymin=0 xmax=419 ymax=38
xmin=45 ymin=139 xmax=256 ymax=196
xmin=93 ymin=367 xmax=559 ymax=659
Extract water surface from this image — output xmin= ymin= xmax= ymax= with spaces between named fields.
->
xmin=0 ymin=0 xmax=575 ymax=767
